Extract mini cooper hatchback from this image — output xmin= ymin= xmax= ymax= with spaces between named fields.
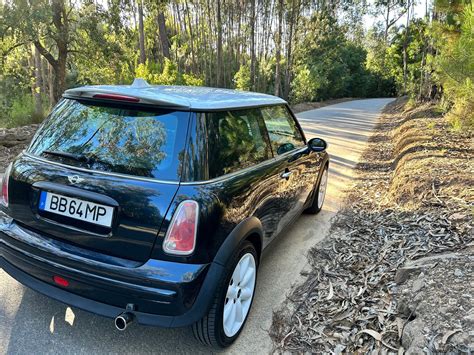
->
xmin=0 ymin=79 xmax=329 ymax=347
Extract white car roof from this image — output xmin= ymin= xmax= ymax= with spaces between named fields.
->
xmin=64 ymin=79 xmax=287 ymax=111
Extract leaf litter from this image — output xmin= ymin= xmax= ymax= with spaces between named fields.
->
xmin=270 ymin=98 xmax=473 ymax=353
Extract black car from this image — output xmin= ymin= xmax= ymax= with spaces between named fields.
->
xmin=0 ymin=79 xmax=329 ymax=348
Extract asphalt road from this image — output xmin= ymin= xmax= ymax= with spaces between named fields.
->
xmin=0 ymin=98 xmax=394 ymax=355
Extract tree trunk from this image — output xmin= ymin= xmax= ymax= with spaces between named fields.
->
xmin=216 ymin=0 xmax=223 ymax=87
xmin=28 ymin=48 xmax=35 ymax=99
xmin=33 ymin=46 xmax=43 ymax=117
xmin=283 ymin=24 xmax=294 ymax=100
xmin=185 ymin=0 xmax=197 ymax=72
xmin=33 ymin=0 xmax=69 ymax=104
xmin=384 ymin=3 xmax=390 ymax=42
xmin=402 ymin=2 xmax=410 ymax=94
xmin=156 ymin=12 xmax=170 ymax=59
xmin=205 ymin=0 xmax=214 ymax=85
xmin=274 ymin=0 xmax=283 ymax=96
xmin=284 ymin=0 xmax=300 ymax=100
xmin=236 ymin=3 xmax=242 ymax=68
xmin=138 ymin=0 xmax=146 ymax=65
xmin=56 ymin=46 xmax=67 ymax=102
xmin=48 ymin=63 xmax=55 ymax=107
xmin=418 ymin=41 xmax=426 ymax=100
xmin=41 ymin=57 xmax=49 ymax=102
xmin=250 ymin=0 xmax=256 ymax=90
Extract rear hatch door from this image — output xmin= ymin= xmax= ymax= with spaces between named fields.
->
xmin=7 ymin=98 xmax=189 ymax=262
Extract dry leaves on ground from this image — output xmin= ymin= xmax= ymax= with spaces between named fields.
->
xmin=270 ymin=98 xmax=473 ymax=353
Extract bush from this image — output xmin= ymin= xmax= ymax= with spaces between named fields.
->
xmin=234 ymin=64 xmax=251 ymax=91
xmin=135 ymin=59 xmax=204 ymax=86
xmin=445 ymin=83 xmax=474 ymax=131
xmin=290 ymin=65 xmax=323 ymax=103
xmin=183 ymin=73 xmax=204 ymax=86
xmin=0 ymin=94 xmax=44 ymax=128
xmin=434 ymin=7 xmax=474 ymax=131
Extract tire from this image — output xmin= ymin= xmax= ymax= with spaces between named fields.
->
xmin=305 ymin=164 xmax=329 ymax=214
xmin=192 ymin=241 xmax=258 ymax=348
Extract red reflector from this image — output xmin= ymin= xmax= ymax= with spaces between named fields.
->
xmin=93 ymin=93 xmax=140 ymax=102
xmin=53 ymin=276 xmax=69 ymax=287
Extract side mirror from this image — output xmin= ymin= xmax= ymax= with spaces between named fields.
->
xmin=307 ymin=138 xmax=327 ymax=152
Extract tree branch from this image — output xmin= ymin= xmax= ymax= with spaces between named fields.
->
xmin=388 ymin=9 xmax=408 ymax=29
xmin=2 ymin=41 xmax=28 ymax=58
xmin=34 ymin=40 xmax=58 ymax=68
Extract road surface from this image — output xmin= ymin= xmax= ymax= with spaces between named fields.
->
xmin=0 ymin=98 xmax=394 ymax=355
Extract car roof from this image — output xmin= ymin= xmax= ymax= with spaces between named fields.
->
xmin=64 ymin=79 xmax=287 ymax=111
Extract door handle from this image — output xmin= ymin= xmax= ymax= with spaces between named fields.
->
xmin=280 ymin=170 xmax=293 ymax=179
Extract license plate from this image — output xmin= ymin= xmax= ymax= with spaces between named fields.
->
xmin=39 ymin=191 xmax=114 ymax=227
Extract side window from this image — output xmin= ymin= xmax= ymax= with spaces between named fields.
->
xmin=261 ymin=105 xmax=305 ymax=155
xmin=206 ymin=109 xmax=272 ymax=178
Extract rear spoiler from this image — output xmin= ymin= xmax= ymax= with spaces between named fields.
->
xmin=64 ymin=80 xmax=190 ymax=110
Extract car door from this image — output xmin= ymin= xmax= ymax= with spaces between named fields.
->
xmin=261 ymin=105 xmax=318 ymax=232
xmin=180 ymin=108 xmax=291 ymax=251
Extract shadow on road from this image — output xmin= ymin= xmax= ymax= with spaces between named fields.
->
xmin=3 ymin=286 xmax=204 ymax=354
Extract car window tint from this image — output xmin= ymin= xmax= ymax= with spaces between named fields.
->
xmin=28 ymin=99 xmax=189 ymax=180
xmin=261 ymin=105 xmax=305 ymax=155
xmin=206 ymin=109 xmax=272 ymax=178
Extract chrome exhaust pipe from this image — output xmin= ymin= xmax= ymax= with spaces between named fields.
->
xmin=115 ymin=312 xmax=134 ymax=331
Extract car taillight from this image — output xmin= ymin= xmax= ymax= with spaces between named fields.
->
xmin=163 ymin=200 xmax=199 ymax=256
xmin=1 ymin=163 xmax=12 ymax=207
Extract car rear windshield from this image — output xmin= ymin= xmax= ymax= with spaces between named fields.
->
xmin=28 ymin=99 xmax=189 ymax=180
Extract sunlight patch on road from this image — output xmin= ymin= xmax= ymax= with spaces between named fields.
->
xmin=65 ymin=307 xmax=75 ymax=326
xmin=49 ymin=316 xmax=55 ymax=333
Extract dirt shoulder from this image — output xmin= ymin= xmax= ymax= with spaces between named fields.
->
xmin=270 ymin=97 xmax=473 ymax=353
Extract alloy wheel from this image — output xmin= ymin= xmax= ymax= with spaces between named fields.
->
xmin=317 ymin=168 xmax=328 ymax=209
xmin=223 ymin=253 xmax=256 ymax=337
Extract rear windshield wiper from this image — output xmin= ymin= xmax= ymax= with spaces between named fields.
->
xmin=42 ymin=150 xmax=92 ymax=164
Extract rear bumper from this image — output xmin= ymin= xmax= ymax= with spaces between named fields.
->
xmin=0 ymin=213 xmax=223 ymax=327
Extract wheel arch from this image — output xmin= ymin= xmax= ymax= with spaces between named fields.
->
xmin=213 ymin=216 xmax=263 ymax=266
xmin=245 ymin=232 xmax=262 ymax=262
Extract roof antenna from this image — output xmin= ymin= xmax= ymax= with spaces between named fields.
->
xmin=131 ymin=78 xmax=151 ymax=88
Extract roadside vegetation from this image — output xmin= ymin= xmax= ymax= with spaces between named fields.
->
xmin=270 ymin=97 xmax=473 ymax=353
xmin=1 ymin=0 xmax=472 ymax=131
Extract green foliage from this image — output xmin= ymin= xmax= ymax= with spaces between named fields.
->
xmin=365 ymin=29 xmax=404 ymax=97
xmin=444 ymin=78 xmax=474 ymax=130
xmin=1 ymin=0 xmax=470 ymax=130
xmin=155 ymin=59 xmax=179 ymax=85
xmin=0 ymin=94 xmax=44 ymax=128
xmin=292 ymin=14 xmax=396 ymax=103
xmin=376 ymin=19 xmax=432 ymax=98
xmin=234 ymin=64 xmax=252 ymax=91
xmin=434 ymin=7 xmax=474 ymax=130
xmin=182 ymin=74 xmax=204 ymax=86
xmin=135 ymin=59 xmax=204 ymax=86
xmin=290 ymin=65 xmax=322 ymax=103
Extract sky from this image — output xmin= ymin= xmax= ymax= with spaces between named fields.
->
xmin=363 ymin=0 xmax=430 ymax=30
